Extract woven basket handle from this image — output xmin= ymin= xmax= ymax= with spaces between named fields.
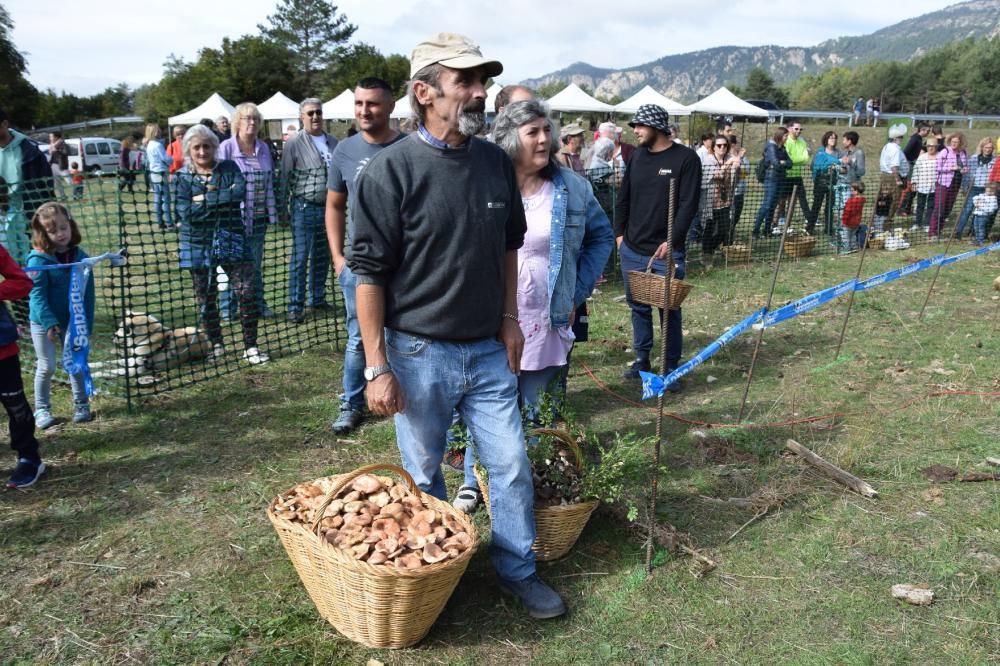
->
xmin=310 ymin=463 xmax=419 ymax=534
xmin=528 ymin=428 xmax=586 ymax=473
xmin=642 ymin=255 xmax=676 ymax=279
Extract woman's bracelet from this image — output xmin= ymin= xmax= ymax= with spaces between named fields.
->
xmin=502 ymin=312 xmax=518 ymax=323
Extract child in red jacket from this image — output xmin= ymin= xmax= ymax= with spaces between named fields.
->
xmin=840 ymin=181 xmax=866 ymax=254
xmin=0 ymin=243 xmax=44 ymax=488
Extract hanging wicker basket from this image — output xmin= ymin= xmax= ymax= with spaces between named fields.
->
xmin=267 ymin=463 xmax=479 ymax=649
xmin=476 ymin=429 xmax=599 ymax=561
xmin=627 ymin=257 xmax=693 ymax=310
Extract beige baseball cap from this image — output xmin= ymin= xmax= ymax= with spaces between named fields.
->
xmin=409 ymin=33 xmax=503 ymax=78
xmin=560 ymin=123 xmax=585 ymax=138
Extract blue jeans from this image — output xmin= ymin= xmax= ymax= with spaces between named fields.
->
xmin=753 ymin=177 xmax=781 ymax=236
xmin=973 ymin=214 xmax=989 ymax=243
xmin=287 ymin=198 xmax=330 ymax=314
xmin=619 ymin=241 xmax=684 ymax=371
xmin=386 ymin=328 xmax=536 ymax=582
xmin=337 ymin=266 xmax=365 ymax=411
xmin=955 ymin=186 xmax=983 ymax=239
xmin=460 ymin=363 xmax=565 ymax=488
xmin=30 ymin=322 xmax=88 ymax=411
xmin=151 ymin=175 xmax=171 ymax=226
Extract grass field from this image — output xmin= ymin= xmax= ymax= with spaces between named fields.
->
xmin=0 ymin=240 xmax=996 ymax=664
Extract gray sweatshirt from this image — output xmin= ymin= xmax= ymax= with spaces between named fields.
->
xmin=349 ymin=135 xmax=526 ymax=340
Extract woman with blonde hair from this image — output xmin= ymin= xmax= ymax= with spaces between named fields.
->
xmin=954 ymin=136 xmax=995 ymax=240
xmin=218 ymin=102 xmax=277 ymax=318
xmin=144 ymin=123 xmax=174 ymax=228
xmin=929 ymin=131 xmax=968 ymax=237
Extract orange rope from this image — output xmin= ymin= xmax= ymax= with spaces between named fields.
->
xmin=579 ymin=363 xmax=999 ymax=430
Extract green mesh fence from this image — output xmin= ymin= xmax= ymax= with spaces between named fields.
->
xmin=6 ymin=167 xmax=343 ymax=408
xmin=4 ymin=159 xmax=992 ymax=408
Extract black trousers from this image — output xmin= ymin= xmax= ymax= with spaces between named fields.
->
xmin=0 ymin=354 xmax=40 ymax=463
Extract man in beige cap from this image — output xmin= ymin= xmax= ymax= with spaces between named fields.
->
xmin=558 ymin=123 xmax=586 ymax=175
xmin=349 ymin=33 xmax=566 ymax=620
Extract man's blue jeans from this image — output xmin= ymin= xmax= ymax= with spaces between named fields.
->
xmin=386 ymin=328 xmax=536 ymax=582
xmin=337 ymin=266 xmax=366 ymax=412
xmin=287 ymin=198 xmax=330 ymax=314
xmin=619 ymin=241 xmax=684 ymax=371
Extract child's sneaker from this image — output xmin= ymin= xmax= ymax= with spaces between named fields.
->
xmin=34 ymin=409 xmax=56 ymax=430
xmin=7 ymin=458 xmax=46 ymax=489
xmin=73 ymin=404 xmax=93 ymax=423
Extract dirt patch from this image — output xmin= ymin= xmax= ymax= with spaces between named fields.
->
xmin=920 ymin=464 xmax=958 ymax=482
xmin=695 ymin=436 xmax=759 ymax=465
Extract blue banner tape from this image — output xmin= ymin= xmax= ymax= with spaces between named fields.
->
xmin=855 ymin=254 xmax=943 ymax=292
xmin=762 ymin=279 xmax=856 ymax=329
xmin=641 ymin=308 xmax=766 ymax=400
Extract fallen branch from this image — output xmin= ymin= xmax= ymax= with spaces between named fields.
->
xmin=960 ymin=472 xmax=1000 ymax=482
xmin=785 ymin=439 xmax=879 ymax=498
xmin=725 ymin=508 xmax=770 ymax=543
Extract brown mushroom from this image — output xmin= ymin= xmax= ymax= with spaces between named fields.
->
xmin=372 ymin=518 xmax=401 ymax=537
xmin=343 ymin=500 xmax=365 ymax=514
xmin=396 ymin=553 xmax=423 ymax=569
xmin=441 ymin=512 xmax=464 ymax=534
xmin=342 ymin=490 xmax=362 ymax=503
xmin=389 ymin=485 xmax=408 ymax=501
xmin=422 ymin=543 xmax=448 ymax=564
xmin=368 ymin=551 xmax=389 ymax=565
xmin=352 ymin=474 xmax=383 ymax=494
xmin=351 ymin=543 xmax=371 ymax=560
xmin=401 ymin=496 xmax=423 ymax=511
xmin=369 ymin=491 xmax=391 ymax=508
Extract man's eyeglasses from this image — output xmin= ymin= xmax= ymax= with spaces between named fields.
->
xmin=714 ymin=143 xmax=729 ymax=148
xmin=305 ymin=110 xmax=323 ymax=117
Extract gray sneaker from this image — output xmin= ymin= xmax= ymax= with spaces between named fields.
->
xmin=497 ymin=574 xmax=567 ymax=619
xmin=73 ymin=404 xmax=93 ymax=423
xmin=34 ymin=409 xmax=57 ymax=430
xmin=331 ymin=407 xmax=363 ymax=434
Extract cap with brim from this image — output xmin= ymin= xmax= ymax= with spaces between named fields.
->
xmin=410 ymin=33 xmax=503 ymax=79
xmin=560 ymin=123 xmax=585 ymax=138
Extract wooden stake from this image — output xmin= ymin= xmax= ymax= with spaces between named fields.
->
xmin=833 ymin=198 xmax=876 ymax=360
xmin=785 ymin=439 xmax=879 ymax=498
xmin=737 ymin=184 xmax=799 ymax=422
xmin=647 ymin=179 xmax=677 ymax=574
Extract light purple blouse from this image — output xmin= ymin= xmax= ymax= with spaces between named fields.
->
xmin=935 ymin=147 xmax=967 ymax=188
xmin=517 ymin=180 xmax=575 ymax=372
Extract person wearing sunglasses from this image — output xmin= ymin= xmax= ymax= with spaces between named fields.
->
xmin=699 ymin=137 xmax=741 ymax=265
xmin=279 ymin=99 xmax=339 ymax=323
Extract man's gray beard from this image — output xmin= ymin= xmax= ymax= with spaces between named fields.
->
xmin=458 ymin=111 xmax=485 ymax=137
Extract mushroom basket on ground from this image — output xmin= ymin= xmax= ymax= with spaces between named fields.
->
xmin=475 ymin=429 xmax=600 ymax=561
xmin=267 ymin=463 xmax=478 ymax=649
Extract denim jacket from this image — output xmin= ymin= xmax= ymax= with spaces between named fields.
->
xmin=546 ymin=167 xmax=615 ymax=328
xmin=26 ymin=247 xmax=95 ymax=333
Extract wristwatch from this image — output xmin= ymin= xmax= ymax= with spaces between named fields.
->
xmin=363 ymin=364 xmax=392 ymax=382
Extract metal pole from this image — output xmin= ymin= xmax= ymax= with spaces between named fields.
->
xmin=646 ymin=179 xmax=676 ymax=574
xmin=737 ymin=184 xmax=798 ymax=423
xmin=918 ymin=185 xmax=968 ymax=318
xmin=833 ymin=201 xmax=875 ymax=359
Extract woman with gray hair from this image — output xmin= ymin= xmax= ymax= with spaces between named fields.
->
xmin=452 ymin=99 xmax=614 ymax=512
xmin=174 ymin=124 xmax=268 ymax=365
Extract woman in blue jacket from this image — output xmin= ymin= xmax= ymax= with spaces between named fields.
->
xmin=174 ymin=124 xmax=268 ymax=365
xmin=453 ymin=99 xmax=614 ymax=513
xmin=752 ymin=127 xmax=792 ymax=237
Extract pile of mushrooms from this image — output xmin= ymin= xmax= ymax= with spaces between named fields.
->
xmin=273 ymin=474 xmax=472 ymax=569
xmin=532 ymin=447 xmax=585 ymax=508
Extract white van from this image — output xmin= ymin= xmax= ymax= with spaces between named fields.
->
xmin=46 ymin=137 xmax=123 ymax=174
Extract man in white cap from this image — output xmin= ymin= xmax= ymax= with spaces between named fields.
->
xmin=878 ymin=124 xmax=910 ymax=231
xmin=349 ymin=33 xmax=565 ymax=619
xmin=558 ymin=123 xmax=586 ymax=174
xmin=615 ymin=104 xmax=700 ymax=388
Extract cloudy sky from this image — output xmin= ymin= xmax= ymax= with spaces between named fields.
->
xmin=8 ymin=0 xmax=958 ymax=96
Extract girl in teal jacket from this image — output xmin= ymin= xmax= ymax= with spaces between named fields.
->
xmin=26 ymin=202 xmax=94 ymax=428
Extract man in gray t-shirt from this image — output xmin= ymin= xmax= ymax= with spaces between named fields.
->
xmin=325 ymin=78 xmax=406 ymax=435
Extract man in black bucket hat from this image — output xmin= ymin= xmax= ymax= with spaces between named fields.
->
xmin=614 ymin=104 xmax=701 ymax=389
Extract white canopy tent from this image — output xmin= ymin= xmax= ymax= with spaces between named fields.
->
xmin=322 ymin=89 xmax=355 ymax=120
xmin=168 ymin=93 xmax=235 ymax=126
xmin=389 ymin=95 xmax=411 ymax=120
xmin=614 ymin=85 xmax=690 ymax=116
xmin=544 ymin=83 xmax=614 ymax=113
xmin=257 ymin=92 xmax=301 ymax=120
xmin=485 ymin=83 xmax=503 ymax=114
xmin=684 ymin=86 xmax=769 ymax=118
